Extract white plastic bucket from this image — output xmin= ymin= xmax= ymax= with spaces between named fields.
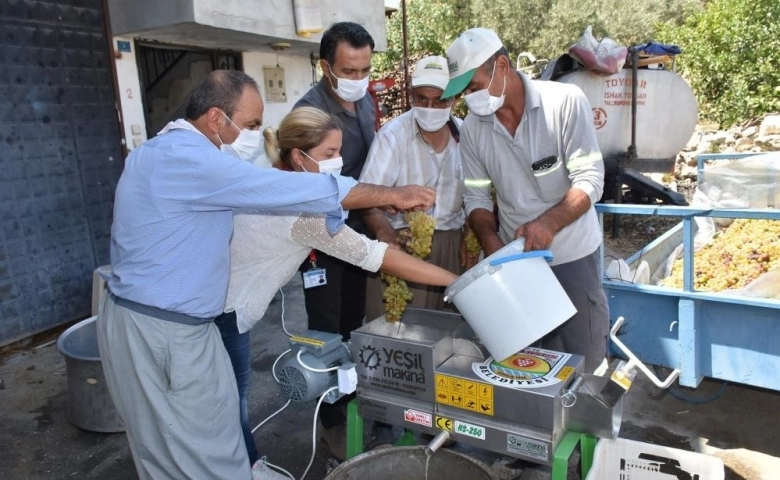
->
xmin=444 ymin=239 xmax=576 ymax=362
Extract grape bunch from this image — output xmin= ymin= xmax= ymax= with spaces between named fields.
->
xmin=396 ymin=228 xmax=414 ymax=253
xmin=403 ymin=211 xmax=436 ymax=258
xmin=663 ymin=219 xmax=780 ymax=291
xmin=381 ymin=273 xmax=413 ymax=322
xmin=464 ymin=228 xmax=482 ymax=258
xmin=381 ymin=211 xmax=436 ymax=322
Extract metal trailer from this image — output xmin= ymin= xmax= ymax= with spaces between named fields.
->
xmin=597 ymin=153 xmax=780 ymax=391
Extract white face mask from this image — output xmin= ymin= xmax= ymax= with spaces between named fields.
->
xmin=413 ymin=106 xmax=451 ymax=132
xmin=218 ymin=112 xmax=262 ymax=161
xmin=328 ymin=69 xmax=369 ymax=103
xmin=301 ymin=150 xmax=344 ymax=175
xmin=464 ymin=64 xmax=506 ymax=116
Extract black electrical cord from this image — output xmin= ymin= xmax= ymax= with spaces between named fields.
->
xmin=653 ymin=365 xmax=728 ymax=404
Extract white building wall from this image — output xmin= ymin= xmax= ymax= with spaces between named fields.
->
xmin=111 ymin=40 xmax=322 ymax=152
xmin=242 ymin=51 xmax=321 ymax=130
xmin=113 ymin=37 xmax=148 ymax=153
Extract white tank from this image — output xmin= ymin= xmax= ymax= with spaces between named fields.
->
xmin=556 ymin=69 xmax=698 ymax=161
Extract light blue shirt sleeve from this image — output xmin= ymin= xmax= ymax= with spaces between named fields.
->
xmin=151 ymin=132 xmax=357 ymax=234
xmin=107 ymin=129 xmax=358 ymax=318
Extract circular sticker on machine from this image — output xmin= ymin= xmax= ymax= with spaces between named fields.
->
xmin=472 ymin=347 xmax=572 ymax=389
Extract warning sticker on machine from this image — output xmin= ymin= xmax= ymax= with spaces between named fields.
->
xmin=555 ymin=366 xmax=575 ymax=381
xmin=289 ymin=335 xmax=325 ymax=347
xmin=507 ymin=434 xmax=549 ymax=462
xmin=435 ymin=416 xmax=452 ymax=431
xmin=472 ymin=347 xmax=571 ymax=390
xmin=435 ymin=374 xmax=494 ymax=416
xmin=403 ymin=409 xmax=432 ymax=427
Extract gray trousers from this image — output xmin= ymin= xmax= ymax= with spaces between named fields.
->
xmin=97 ymin=292 xmax=251 ymax=480
xmin=543 ymin=248 xmax=610 ymax=372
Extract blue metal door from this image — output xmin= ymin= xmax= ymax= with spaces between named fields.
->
xmin=0 ymin=0 xmax=124 ymax=345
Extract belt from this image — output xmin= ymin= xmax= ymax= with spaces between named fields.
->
xmin=108 ymin=290 xmax=214 ymax=326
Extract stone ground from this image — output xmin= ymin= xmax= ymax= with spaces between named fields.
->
xmin=1 ymin=275 xmax=779 ymax=480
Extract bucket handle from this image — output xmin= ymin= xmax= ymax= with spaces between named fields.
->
xmin=489 ymin=250 xmax=554 ymax=266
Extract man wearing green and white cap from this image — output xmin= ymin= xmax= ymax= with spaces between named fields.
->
xmin=443 ymin=28 xmax=609 ymax=372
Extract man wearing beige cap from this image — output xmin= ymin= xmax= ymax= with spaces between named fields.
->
xmin=360 ymin=55 xmax=469 ymax=322
xmin=442 ymin=28 xmax=609 ymax=373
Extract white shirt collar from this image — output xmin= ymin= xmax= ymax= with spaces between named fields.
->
xmin=157 ymin=119 xmax=207 ymax=137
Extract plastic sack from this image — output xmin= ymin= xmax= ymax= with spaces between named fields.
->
xmin=568 ymin=26 xmax=627 ymax=75
xmin=605 ymin=258 xmax=650 ymax=285
xmin=732 ymin=268 xmax=780 ymax=299
xmin=656 ymin=153 xmax=780 ymax=297
xmin=692 ymin=153 xmax=780 ymax=251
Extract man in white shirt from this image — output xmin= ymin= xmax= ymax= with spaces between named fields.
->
xmin=360 ymin=56 xmax=469 ymax=322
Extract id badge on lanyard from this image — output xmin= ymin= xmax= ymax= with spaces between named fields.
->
xmin=302 ymin=250 xmax=327 ymax=289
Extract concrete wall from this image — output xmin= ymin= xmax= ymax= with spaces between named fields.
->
xmin=321 ymin=0 xmax=387 ymax=50
xmin=107 ymin=0 xmax=195 ymax=37
xmin=109 ymin=0 xmax=387 ymax=53
xmin=112 ymin=41 xmax=321 ymax=148
xmin=243 ymin=52 xmax=320 ymax=130
xmin=192 ymin=0 xmax=302 ymax=41
xmin=108 ymin=0 xmax=390 ymax=147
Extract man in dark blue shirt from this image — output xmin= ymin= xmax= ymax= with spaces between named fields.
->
xmin=294 ymin=21 xmax=376 ymax=460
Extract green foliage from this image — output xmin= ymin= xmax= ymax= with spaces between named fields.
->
xmin=657 ymin=0 xmax=780 ymax=127
xmin=471 ymin=0 xmax=552 ymax=61
xmin=373 ymin=0 xmax=470 ymax=74
xmin=527 ymin=0 xmax=698 ymax=60
xmin=375 ymin=0 xmax=697 ymax=75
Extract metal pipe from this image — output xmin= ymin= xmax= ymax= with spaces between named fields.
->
xmin=609 ymin=317 xmax=680 ymax=388
xmin=561 ymin=375 xmax=585 ymax=408
xmin=568 ymin=375 xmax=585 ymax=394
xmin=611 ymin=47 xmax=640 ymax=239
xmin=630 ymin=46 xmax=638 ymax=163
xmin=401 ymin=0 xmax=410 ymax=111
xmin=424 ymin=430 xmax=451 ymax=456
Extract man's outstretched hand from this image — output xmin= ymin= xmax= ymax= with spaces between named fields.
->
xmin=390 ymin=185 xmax=435 ymax=212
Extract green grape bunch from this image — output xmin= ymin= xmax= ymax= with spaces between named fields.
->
xmin=380 ymin=212 xmax=436 ymax=322
xmin=403 ymin=211 xmax=436 ymax=259
xmin=380 ymin=273 xmax=413 ymax=322
xmin=464 ymin=228 xmax=482 ymax=258
xmin=396 ymin=228 xmax=414 ymax=253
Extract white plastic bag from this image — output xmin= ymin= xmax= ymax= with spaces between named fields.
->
xmin=731 ymin=268 xmax=780 ymax=299
xmin=606 ymin=259 xmax=650 ymax=284
xmin=568 ymin=26 xmax=627 ymax=75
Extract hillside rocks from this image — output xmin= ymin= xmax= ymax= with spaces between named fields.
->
xmin=640 ymin=114 xmax=780 ymax=200
xmin=677 ymin=114 xmax=780 ymax=174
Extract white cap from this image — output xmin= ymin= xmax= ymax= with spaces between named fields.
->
xmin=442 ymin=28 xmax=503 ymax=98
xmin=411 ymin=55 xmax=450 ymax=91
